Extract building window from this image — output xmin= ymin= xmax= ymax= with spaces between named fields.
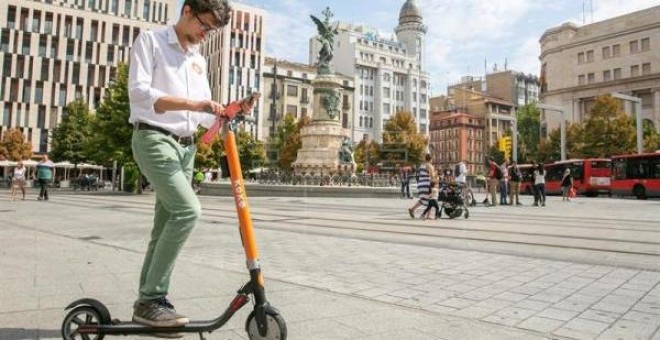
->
xmin=602 ymin=46 xmax=610 ymax=59
xmin=7 ymin=6 xmax=16 ymax=29
xmin=286 ymin=104 xmax=297 ymax=117
xmin=603 ymin=70 xmax=611 ymax=82
xmin=124 ymin=0 xmax=132 ymax=16
xmin=587 ymin=73 xmax=595 ymax=84
xmin=613 ymin=68 xmax=621 ymax=80
xmin=642 ymin=63 xmax=651 ymax=76
xmin=143 ymin=0 xmax=151 ymax=21
xmin=586 ymin=50 xmax=594 ymax=63
xmin=286 ymin=85 xmax=298 ymax=97
xmin=630 ymin=40 xmax=639 ymax=53
xmin=577 ymin=52 xmax=585 ymax=64
xmin=631 ymin=65 xmax=639 ymax=77
xmin=641 ymin=37 xmax=650 ymax=51
xmin=32 ymin=11 xmax=41 ymax=32
xmin=612 ymin=44 xmax=621 ymax=57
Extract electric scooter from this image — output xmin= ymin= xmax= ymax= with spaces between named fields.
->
xmin=61 ymin=93 xmax=287 ymax=340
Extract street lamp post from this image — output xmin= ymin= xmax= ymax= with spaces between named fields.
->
xmin=538 ymin=104 xmax=566 ymax=161
xmin=611 ymin=92 xmax=643 ymax=155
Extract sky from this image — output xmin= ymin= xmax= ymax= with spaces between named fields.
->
xmin=177 ymin=0 xmax=660 ymax=96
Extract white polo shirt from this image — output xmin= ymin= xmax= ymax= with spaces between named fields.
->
xmin=128 ymin=26 xmax=215 ymax=137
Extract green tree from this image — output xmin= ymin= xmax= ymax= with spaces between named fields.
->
xmin=0 ymin=128 xmax=32 ymax=161
xmin=196 ymin=128 xmax=266 ymax=175
xmin=85 ymin=63 xmax=133 ymax=167
xmin=50 ymin=99 xmax=92 ymax=165
xmin=354 ymin=139 xmax=380 ymax=171
xmin=580 ymin=95 xmax=635 ymax=158
xmin=487 ymin=144 xmax=505 ymax=165
xmin=381 ymin=111 xmax=427 ymax=166
xmin=643 ymin=120 xmax=660 ymax=153
xmin=269 ymin=114 xmax=310 ymax=171
xmin=536 ymin=123 xmax=583 ymax=163
xmin=516 ymin=102 xmax=541 ymax=162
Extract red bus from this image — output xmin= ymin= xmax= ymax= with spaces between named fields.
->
xmin=542 ymin=159 xmax=611 ymax=196
xmin=611 ymin=152 xmax=660 ymax=198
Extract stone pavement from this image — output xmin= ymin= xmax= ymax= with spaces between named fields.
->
xmin=1 ymin=192 xmax=659 ymax=339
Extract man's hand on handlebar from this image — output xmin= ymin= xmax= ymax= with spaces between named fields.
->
xmin=191 ymin=100 xmax=224 ymax=116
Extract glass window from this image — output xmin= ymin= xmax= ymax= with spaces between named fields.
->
xmin=286 ymin=85 xmax=298 ymax=97
xmin=612 ymin=44 xmax=621 ymax=57
xmin=7 ymin=6 xmax=16 ymax=29
xmin=143 ymin=0 xmax=151 ymax=21
xmin=642 ymin=63 xmax=651 ymax=76
xmin=602 ymin=46 xmax=610 ymax=59
xmin=33 ymin=11 xmax=41 ymax=32
xmin=286 ymin=104 xmax=297 ymax=117
xmin=577 ymin=52 xmax=585 ymax=64
xmin=578 ymin=75 xmax=584 ymax=85
xmin=587 ymin=73 xmax=595 ymax=84
xmin=631 ymin=65 xmax=639 ymax=77
xmin=641 ymin=37 xmax=650 ymax=51
xmin=603 ymin=70 xmax=611 ymax=82
xmin=124 ymin=0 xmax=132 ymax=16
xmin=630 ymin=40 xmax=639 ymax=53
xmin=586 ymin=50 xmax=594 ymax=63
xmin=613 ymin=68 xmax=621 ymax=80
xmin=1 ymin=29 xmax=10 ymax=52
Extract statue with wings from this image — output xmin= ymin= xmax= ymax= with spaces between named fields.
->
xmin=310 ymin=7 xmax=339 ymax=74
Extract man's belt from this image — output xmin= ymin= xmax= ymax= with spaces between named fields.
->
xmin=134 ymin=122 xmax=195 ymax=146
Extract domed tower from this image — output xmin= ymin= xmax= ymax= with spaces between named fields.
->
xmin=395 ymin=0 xmax=428 ymax=70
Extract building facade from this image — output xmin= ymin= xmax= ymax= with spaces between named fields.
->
xmin=262 ymin=57 xmax=355 ymax=162
xmin=309 ymin=0 xmax=430 ymax=143
xmin=447 ymin=71 xmax=540 ymax=108
xmin=539 ymin=5 xmax=660 ymax=135
xmin=200 ymin=2 xmax=265 ymax=139
xmin=432 ymin=87 xmax=516 ymax=150
xmin=0 ymin=0 xmax=174 ymax=153
xmin=428 ymin=110 xmax=486 ymax=175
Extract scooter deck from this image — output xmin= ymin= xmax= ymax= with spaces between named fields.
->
xmin=84 ymin=319 xmax=225 ymax=335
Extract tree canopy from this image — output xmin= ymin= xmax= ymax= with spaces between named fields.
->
xmin=516 ymin=102 xmax=541 ymax=163
xmin=84 ymin=63 xmax=133 ymax=166
xmin=269 ymin=114 xmax=310 ymax=171
xmin=0 ymin=128 xmax=32 ymax=161
xmin=381 ymin=111 xmax=427 ymax=166
xmin=50 ymin=99 xmax=92 ymax=164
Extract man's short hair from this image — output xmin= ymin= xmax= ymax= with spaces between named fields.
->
xmin=183 ymin=0 xmax=232 ymax=27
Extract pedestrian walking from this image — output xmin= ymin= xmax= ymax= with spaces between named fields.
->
xmin=421 ymin=181 xmax=440 ymax=220
xmin=10 ymin=161 xmax=27 ymax=201
xmin=561 ymin=168 xmax=574 ymax=202
xmin=400 ymin=166 xmax=411 ymax=198
xmin=531 ymin=161 xmax=540 ymax=206
xmin=35 ymin=155 xmax=54 ymax=201
xmin=534 ymin=164 xmax=546 ymax=207
xmin=408 ymin=154 xmax=436 ymax=218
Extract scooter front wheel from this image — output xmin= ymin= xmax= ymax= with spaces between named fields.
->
xmin=61 ymin=306 xmax=105 ymax=340
xmin=246 ymin=310 xmax=287 ymax=340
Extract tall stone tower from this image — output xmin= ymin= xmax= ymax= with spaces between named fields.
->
xmin=395 ymin=0 xmax=428 ymax=70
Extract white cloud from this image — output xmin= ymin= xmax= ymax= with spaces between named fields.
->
xmin=419 ymin=0 xmax=534 ymax=94
xmin=509 ymin=36 xmax=540 ymax=76
xmin=260 ymin=0 xmax=315 ymax=64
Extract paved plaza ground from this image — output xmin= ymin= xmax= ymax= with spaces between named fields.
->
xmin=1 ymin=189 xmax=659 ymax=339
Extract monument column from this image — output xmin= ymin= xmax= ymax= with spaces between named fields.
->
xmin=292 ymin=7 xmax=356 ymax=176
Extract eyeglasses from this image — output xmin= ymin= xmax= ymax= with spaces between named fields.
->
xmin=194 ymin=13 xmax=216 ymax=33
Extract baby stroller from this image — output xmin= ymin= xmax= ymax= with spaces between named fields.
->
xmin=439 ymin=183 xmax=470 ymax=219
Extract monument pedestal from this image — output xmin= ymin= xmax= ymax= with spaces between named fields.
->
xmin=293 ymin=74 xmax=354 ymax=176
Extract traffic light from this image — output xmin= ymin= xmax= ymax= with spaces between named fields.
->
xmin=503 ymin=136 xmax=512 ymax=160
xmin=497 ymin=137 xmax=506 ymax=153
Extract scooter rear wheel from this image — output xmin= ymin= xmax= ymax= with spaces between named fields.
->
xmin=246 ymin=310 xmax=287 ymax=340
xmin=61 ymin=306 xmax=105 ymax=340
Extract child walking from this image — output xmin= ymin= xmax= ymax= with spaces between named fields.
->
xmin=421 ymin=181 xmax=440 ymax=220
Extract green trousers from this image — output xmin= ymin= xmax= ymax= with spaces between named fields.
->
xmin=131 ymin=129 xmax=201 ymax=301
